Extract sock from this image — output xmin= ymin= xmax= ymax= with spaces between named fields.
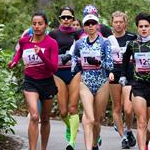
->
xmin=62 ymin=114 xmax=70 ymax=128
xmin=69 ymin=114 xmax=79 ymax=147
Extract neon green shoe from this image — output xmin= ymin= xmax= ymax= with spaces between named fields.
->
xmin=65 ymin=127 xmax=71 ymax=142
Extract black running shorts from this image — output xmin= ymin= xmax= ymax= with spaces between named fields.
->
xmin=23 ymin=75 xmax=58 ymax=100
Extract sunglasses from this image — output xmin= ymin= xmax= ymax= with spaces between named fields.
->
xmin=84 ymin=20 xmax=98 ymax=26
xmin=60 ymin=15 xmax=73 ymax=20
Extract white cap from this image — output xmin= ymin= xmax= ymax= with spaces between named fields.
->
xmin=82 ymin=14 xmax=99 ymax=25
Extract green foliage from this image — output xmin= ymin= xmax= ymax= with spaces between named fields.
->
xmin=0 ymin=50 xmax=24 ymax=134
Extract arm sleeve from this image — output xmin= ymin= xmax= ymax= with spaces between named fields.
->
xmin=101 ymin=39 xmax=114 ymax=71
xmin=121 ymin=43 xmax=133 ymax=76
xmin=11 ymin=40 xmax=23 ymax=64
xmin=38 ymin=40 xmax=58 ymax=73
xmin=100 ymin=24 xmax=112 ymax=38
xmin=71 ymin=40 xmax=81 ymax=72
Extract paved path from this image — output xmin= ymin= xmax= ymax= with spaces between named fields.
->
xmin=12 ymin=116 xmax=138 ymax=150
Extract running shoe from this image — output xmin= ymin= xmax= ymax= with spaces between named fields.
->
xmin=66 ymin=144 xmax=74 ymax=150
xmin=92 ymin=145 xmax=99 ymax=150
xmin=98 ymin=135 xmax=102 ymax=147
xmin=65 ymin=127 xmax=71 ymax=142
xmin=124 ymin=130 xmax=136 ymax=147
xmin=121 ymin=138 xmax=130 ymax=149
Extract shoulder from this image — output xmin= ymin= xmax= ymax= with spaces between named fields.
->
xmin=45 ymin=35 xmax=58 ymax=45
xmin=100 ymin=23 xmax=112 ymax=37
xmin=19 ymin=36 xmax=30 ymax=44
xmin=49 ymin=28 xmax=59 ymax=37
xmin=125 ymin=31 xmax=137 ymax=40
xmin=76 ymin=38 xmax=85 ymax=45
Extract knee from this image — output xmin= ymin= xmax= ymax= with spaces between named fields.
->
xmin=137 ymin=119 xmax=147 ymax=130
xmin=68 ymin=105 xmax=78 ymax=115
xmin=60 ymin=109 xmax=68 ymax=118
xmin=82 ymin=116 xmax=95 ymax=127
xmin=40 ymin=118 xmax=49 ymax=125
xmin=30 ymin=113 xmax=39 ymax=123
xmin=124 ymin=107 xmax=132 ymax=116
xmin=113 ymin=106 xmax=122 ymax=114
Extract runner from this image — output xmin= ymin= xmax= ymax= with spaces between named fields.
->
xmin=81 ymin=5 xmax=113 ymax=149
xmin=72 ymin=11 xmax=113 ymax=150
xmin=8 ymin=11 xmax=58 ymax=150
xmin=120 ymin=12 xmax=150 ymax=150
xmin=49 ymin=7 xmax=81 ymax=150
xmin=72 ymin=18 xmax=82 ymax=30
xmin=108 ymin=11 xmax=137 ymax=149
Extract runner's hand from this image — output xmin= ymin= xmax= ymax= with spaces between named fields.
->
xmin=8 ymin=61 xmax=17 ymax=69
xmin=119 ymin=76 xmax=128 ymax=86
xmin=34 ymin=45 xmax=41 ymax=54
xmin=61 ymin=54 xmax=71 ymax=65
xmin=87 ymin=57 xmax=101 ymax=66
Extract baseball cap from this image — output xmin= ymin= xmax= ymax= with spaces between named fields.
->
xmin=82 ymin=14 xmax=99 ymax=25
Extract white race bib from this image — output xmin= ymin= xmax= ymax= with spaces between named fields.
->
xmin=22 ymin=48 xmax=45 ymax=65
xmin=134 ymin=52 xmax=150 ymax=72
xmin=111 ymin=46 xmax=126 ymax=64
xmin=80 ymin=50 xmax=101 ymax=70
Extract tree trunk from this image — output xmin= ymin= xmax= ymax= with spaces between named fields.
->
xmin=37 ymin=0 xmax=50 ymax=9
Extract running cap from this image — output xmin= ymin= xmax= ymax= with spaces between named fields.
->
xmin=82 ymin=14 xmax=99 ymax=25
xmin=83 ymin=4 xmax=99 ymax=17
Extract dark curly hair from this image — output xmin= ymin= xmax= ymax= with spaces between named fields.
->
xmin=59 ymin=6 xmax=74 ymax=17
xmin=135 ymin=12 xmax=150 ymax=26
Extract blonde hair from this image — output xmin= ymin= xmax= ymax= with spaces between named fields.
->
xmin=111 ymin=11 xmax=128 ymax=24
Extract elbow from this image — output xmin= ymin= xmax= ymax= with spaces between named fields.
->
xmin=47 ymin=64 xmax=58 ymax=74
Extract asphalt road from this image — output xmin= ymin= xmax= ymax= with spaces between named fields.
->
xmin=12 ymin=116 xmax=138 ymax=150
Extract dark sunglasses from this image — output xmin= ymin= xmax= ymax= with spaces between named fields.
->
xmin=84 ymin=20 xmax=98 ymax=26
xmin=59 ymin=15 xmax=73 ymax=20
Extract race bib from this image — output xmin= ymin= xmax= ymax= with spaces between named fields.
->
xmin=80 ymin=50 xmax=101 ymax=70
xmin=22 ymin=48 xmax=45 ymax=66
xmin=111 ymin=46 xmax=126 ymax=64
xmin=58 ymin=50 xmax=71 ymax=68
xmin=134 ymin=52 xmax=150 ymax=72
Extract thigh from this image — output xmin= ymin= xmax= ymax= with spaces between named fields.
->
xmin=122 ymin=86 xmax=132 ymax=111
xmin=94 ymin=81 xmax=109 ymax=120
xmin=147 ymin=108 xmax=150 ymax=131
xmin=24 ymin=91 xmax=39 ymax=115
xmin=68 ymin=72 xmax=81 ymax=107
xmin=109 ymin=83 xmax=122 ymax=108
xmin=54 ymin=75 xmax=68 ymax=111
xmin=80 ymin=82 xmax=94 ymax=119
xmin=132 ymin=95 xmax=147 ymax=121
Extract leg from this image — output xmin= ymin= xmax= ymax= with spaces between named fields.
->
xmin=54 ymin=75 xmax=68 ymax=117
xmin=132 ymin=95 xmax=147 ymax=150
xmin=93 ymin=81 xmax=109 ymax=147
xmin=67 ymin=72 xmax=81 ymax=147
xmin=80 ymin=82 xmax=94 ymax=150
xmin=40 ymin=99 xmax=53 ymax=150
xmin=54 ymin=75 xmax=70 ymax=143
xmin=24 ymin=91 xmax=39 ymax=150
xmin=146 ymin=108 xmax=150 ymax=149
xmin=122 ymin=86 xmax=133 ymax=130
xmin=110 ymin=84 xmax=124 ymax=136
xmin=122 ymin=86 xmax=136 ymax=147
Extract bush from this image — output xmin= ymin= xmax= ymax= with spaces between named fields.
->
xmin=0 ymin=49 xmax=24 ymax=134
